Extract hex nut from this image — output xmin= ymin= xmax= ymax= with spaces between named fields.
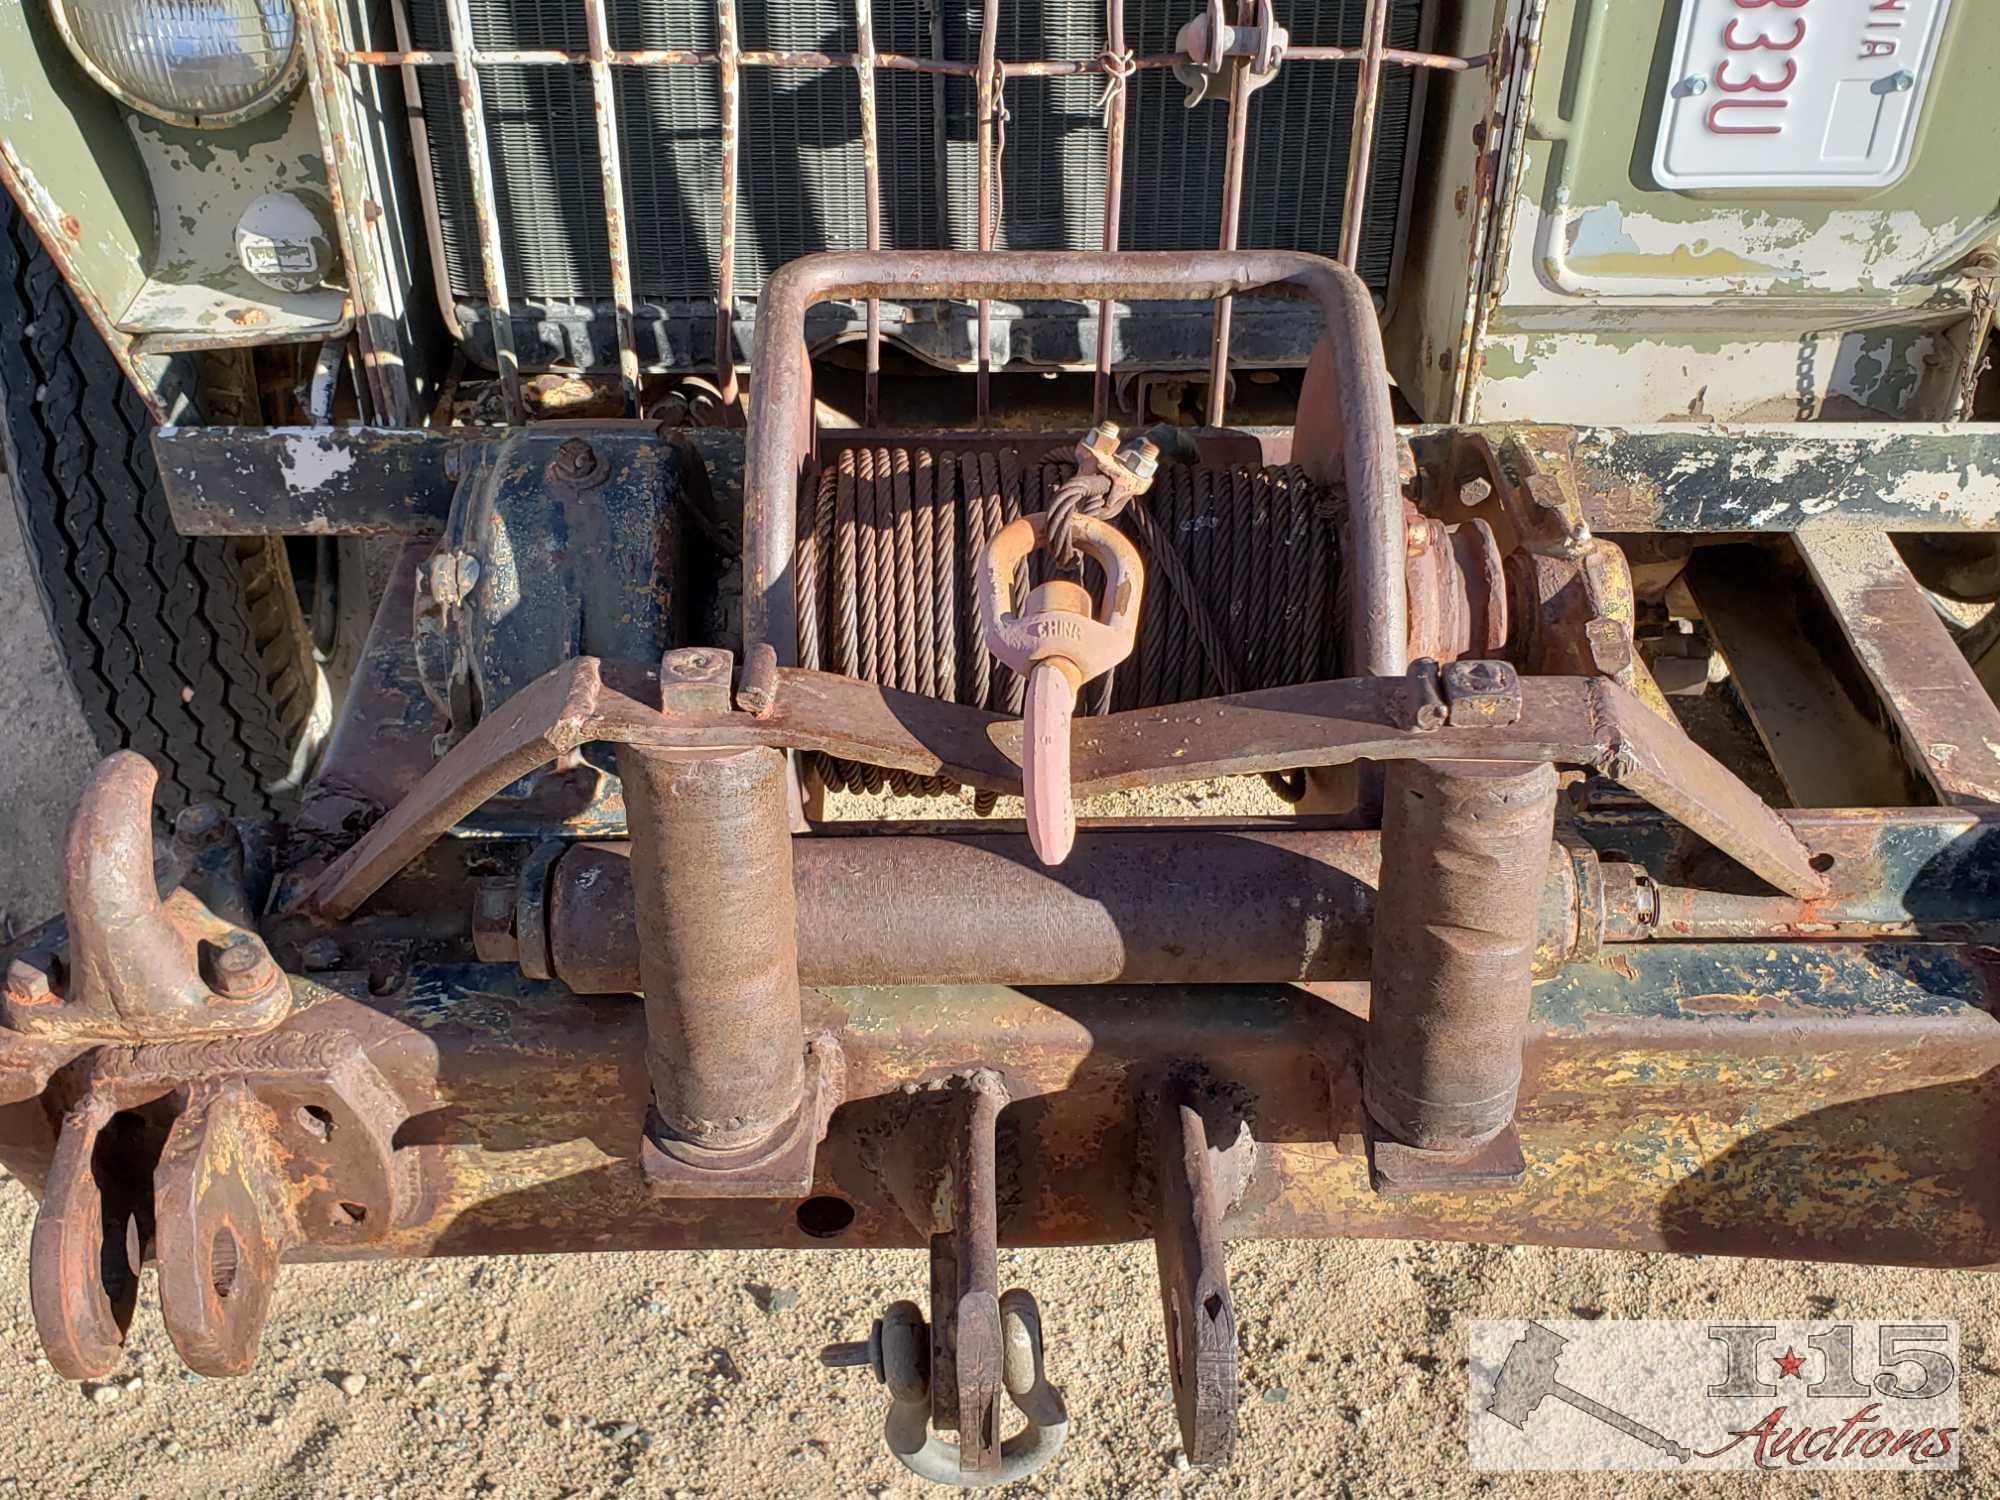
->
xmin=207 ymin=935 xmax=279 ymax=999
xmin=3 ymin=954 xmax=55 ymax=1007
xmin=173 ymin=803 xmax=229 ymax=849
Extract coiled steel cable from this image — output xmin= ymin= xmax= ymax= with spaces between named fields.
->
xmin=796 ymin=447 xmax=1344 ymax=798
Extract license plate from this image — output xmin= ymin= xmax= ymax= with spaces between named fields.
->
xmin=1652 ymin=0 xmax=1954 ymax=190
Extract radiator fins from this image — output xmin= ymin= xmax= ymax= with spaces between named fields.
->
xmin=405 ymin=0 xmax=1424 ymax=307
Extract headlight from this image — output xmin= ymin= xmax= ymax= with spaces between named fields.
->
xmin=49 ymin=0 xmax=302 ymax=129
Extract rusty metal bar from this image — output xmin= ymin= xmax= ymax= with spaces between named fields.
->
xmin=973 ymin=0 xmax=1002 ymax=424
xmin=1094 ymin=7 xmax=1130 ymax=425
xmin=715 ymin=0 xmax=742 ymax=409
xmin=298 ymin=0 xmax=410 ymax=425
xmin=616 ymin=743 xmax=806 ymax=1157
xmin=1365 ymin=760 xmax=1558 ymax=1151
xmin=1795 ymin=528 xmax=2000 ymax=805
xmin=1336 ymin=0 xmax=1390 ymax=269
xmin=583 ymin=0 xmax=639 ymax=415
xmin=292 ymin=655 xmax=1824 ymax=923
xmin=11 ymin=951 xmax=1990 ymax=1261
xmin=542 ymin=830 xmax=1583 ymax=992
xmin=521 ymin=822 xmax=2000 ymax=989
xmin=1683 ymin=545 xmax=1923 ymax=809
xmin=440 ymin=0 xmax=523 ymax=420
xmin=1203 ymin=1 xmax=1254 ymax=430
xmin=856 ymin=0 xmax=882 ymax=427
xmin=334 ymin=44 xmax=1486 ymax=74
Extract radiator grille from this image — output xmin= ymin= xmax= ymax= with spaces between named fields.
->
xmin=405 ymin=0 xmax=1423 ymax=309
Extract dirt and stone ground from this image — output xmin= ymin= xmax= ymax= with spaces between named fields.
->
xmin=0 ymin=491 xmax=1993 ymax=1497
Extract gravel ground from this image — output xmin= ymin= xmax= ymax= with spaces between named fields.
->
xmin=0 ymin=487 xmax=1993 ymax=1497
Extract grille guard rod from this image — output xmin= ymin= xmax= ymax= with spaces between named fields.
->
xmin=294 ymin=651 xmax=1826 ymax=925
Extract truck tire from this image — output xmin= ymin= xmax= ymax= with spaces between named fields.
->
xmin=0 ymin=200 xmax=329 ymax=819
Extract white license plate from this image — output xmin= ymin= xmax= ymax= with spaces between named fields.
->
xmin=1652 ymin=0 xmax=1954 ymax=190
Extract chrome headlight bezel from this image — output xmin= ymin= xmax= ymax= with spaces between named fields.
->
xmin=47 ymin=0 xmax=304 ymax=131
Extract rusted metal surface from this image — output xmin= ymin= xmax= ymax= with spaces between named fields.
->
xmin=1412 ymin=422 xmax=2000 ymax=533
xmin=3 ymin=949 xmax=1987 ymax=1265
xmin=1684 ymin=545 xmax=1924 ymax=809
xmin=542 ymin=833 xmax=1609 ymax=993
xmin=1153 ymin=1079 xmax=1248 ymax=1467
xmin=1504 ymin=543 xmax=1669 ymax=723
xmin=296 ymin=0 xmax=413 ymax=425
xmin=826 ymin=1072 xmax=1068 ymax=1482
xmin=795 ymin=443 xmax=1337 ymax=799
xmin=152 ymin=1082 xmax=297 ymax=1376
xmin=934 ymin=1072 xmax=1004 ymax=1473
xmin=582 ymin=0 xmax=640 ymax=415
xmin=1365 ymin=759 xmax=1557 ymax=1151
xmin=855 ymin=0 xmax=882 ymax=428
xmin=1795 ymin=528 xmax=2000 ymax=807
xmin=25 ymin=1003 xmax=424 ymax=1378
xmin=972 ymin=0 xmax=1002 ymax=425
xmin=1336 ymin=0 xmax=1390 ymax=271
xmin=335 ymin=41 xmax=1486 ymax=74
xmin=1202 ymin=0 xmax=1255 ymax=429
xmin=743 ymin=251 xmax=1405 ymax=681
xmin=617 ymin=740 xmax=807 ymax=1159
xmin=6 ymin=754 xmax=290 ymax=1042
xmin=978 ymin=509 xmax=1145 ymax=864
xmin=321 ymin=4 xmax=1474 ymax=405
xmin=1601 ymin=807 xmax=2000 ymax=945
xmin=157 ymin=421 xmax=2000 ymax=540
xmin=439 ymin=0 xmax=524 ymax=422
xmin=1092 ymin=8 xmax=1133 ymax=425
xmin=714 ymin=0 xmax=741 ymax=410
xmin=324 ymin=808 xmax=2000 ymax=997
xmin=155 ymin=425 xmax=479 ymax=536
xmin=291 ymin=653 xmax=1825 ymax=921
xmin=1404 ymin=511 xmax=1506 ymax=665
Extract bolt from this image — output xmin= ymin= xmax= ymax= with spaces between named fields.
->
xmin=1680 ymin=75 xmax=1707 ymax=96
xmin=1584 ymin=616 xmax=1635 ymax=676
xmin=173 ymin=803 xmax=228 ymax=849
xmin=4 ymin=953 xmax=56 ymax=1007
xmin=1888 ymin=70 xmax=1914 ymax=92
xmin=207 ymin=934 xmax=278 ymax=1000
xmin=1457 ymin=475 xmax=1493 ymax=508
xmin=1122 ymin=438 xmax=1161 ymax=489
xmin=299 ymin=937 xmax=343 ymax=972
xmin=659 ymin=646 xmax=735 ymax=716
xmin=547 ymin=437 xmax=604 ymax=486
xmin=818 ymin=1319 xmax=886 ymax=1383
xmin=1081 ymin=423 xmax=1123 ymax=467
xmin=472 ymin=881 xmax=520 ymax=965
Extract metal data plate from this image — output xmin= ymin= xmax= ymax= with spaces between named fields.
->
xmin=1651 ymin=0 xmax=1954 ymax=190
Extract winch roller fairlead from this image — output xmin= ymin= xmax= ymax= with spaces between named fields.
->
xmin=6 ymin=251 xmax=2000 ymax=1488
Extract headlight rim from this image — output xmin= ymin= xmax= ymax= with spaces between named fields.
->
xmin=46 ymin=0 xmax=305 ymax=131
